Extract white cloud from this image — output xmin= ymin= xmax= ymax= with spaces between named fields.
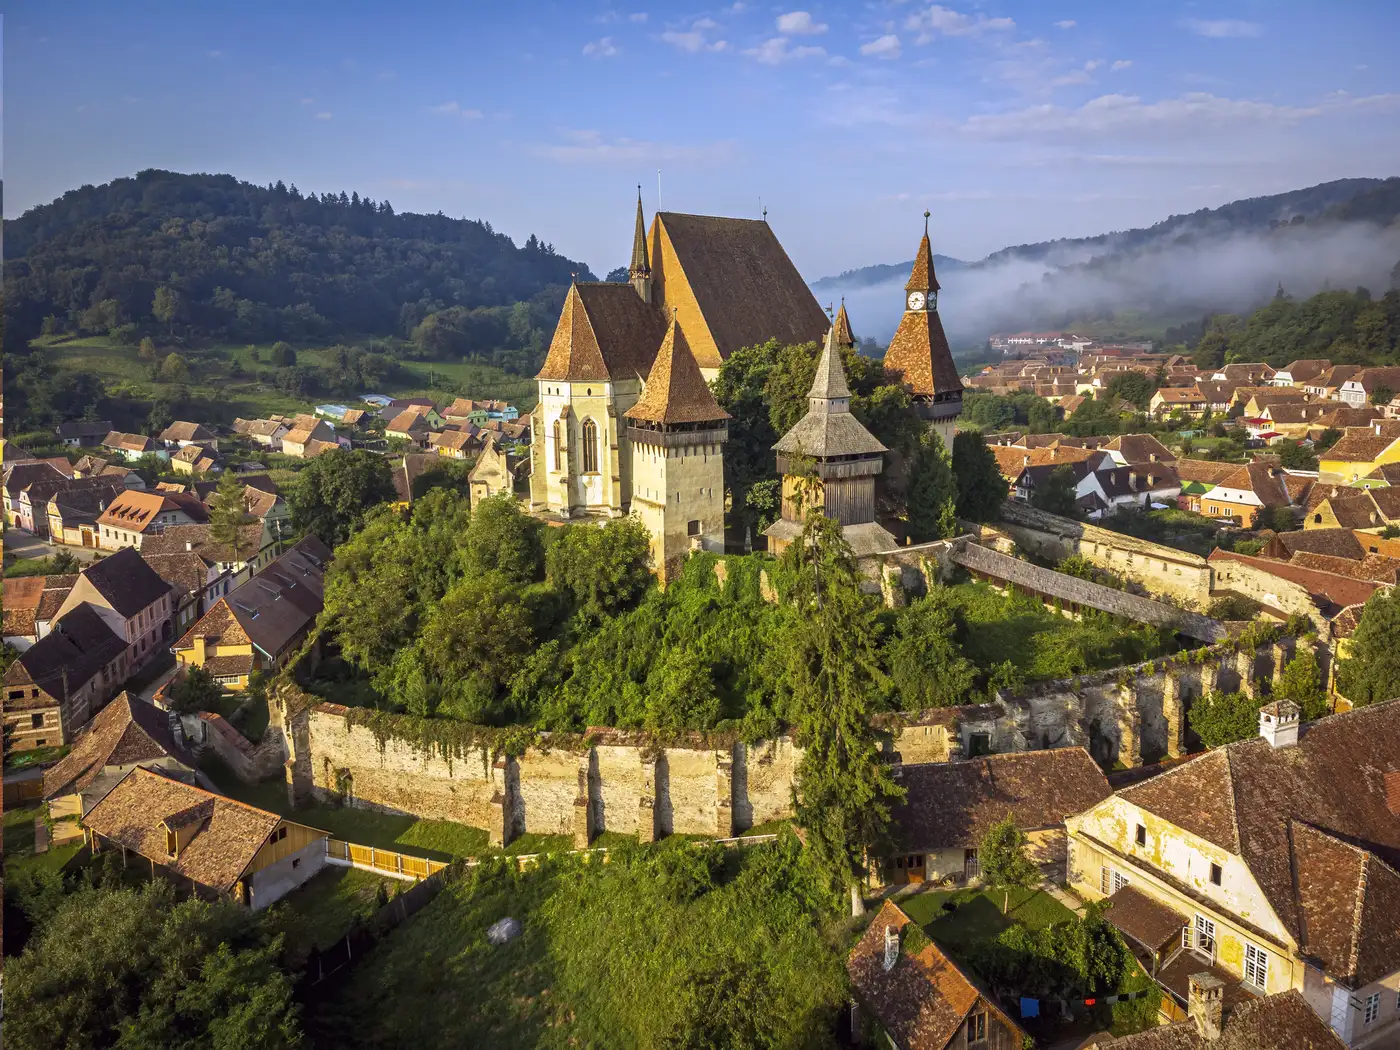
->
xmin=1050 ymin=68 xmax=1092 ymax=88
xmin=1181 ymin=18 xmax=1262 ymax=38
xmin=430 ymin=101 xmax=484 ymax=119
xmin=727 ymin=1 xmax=745 ymax=10
xmin=299 ymin=97 xmax=315 ymax=106
xmin=860 ymin=34 xmax=902 ymax=59
xmin=962 ymin=90 xmax=1400 ymax=140
xmin=661 ymin=23 xmax=729 ymax=52
xmin=315 ymin=111 xmax=333 ymax=121
xmin=1084 ymin=59 xmax=1101 ymax=71
xmin=1054 ymin=20 xmax=1076 ymax=29
xmin=532 ymin=129 xmax=736 ymax=166
xmin=583 ymin=36 xmax=621 ymax=58
xmin=905 ymin=5 xmax=1015 ymax=43
xmin=1111 ymin=59 xmax=1132 ymax=71
xmin=630 ymin=11 xmax=648 ymax=22
xmin=776 ymin=11 xmax=827 ymax=35
xmin=745 ymin=36 xmax=826 ymax=64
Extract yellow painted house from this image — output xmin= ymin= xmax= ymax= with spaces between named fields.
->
xmin=1319 ymin=420 xmax=1400 ymax=483
xmin=172 ymin=535 xmax=328 ymax=688
xmin=1066 ymin=699 xmax=1400 ymax=1048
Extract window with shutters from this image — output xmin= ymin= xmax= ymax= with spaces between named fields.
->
xmin=1244 ymin=943 xmax=1268 ymax=989
xmin=1194 ymin=914 xmax=1216 ymax=958
xmin=1100 ymin=867 xmax=1129 ymax=895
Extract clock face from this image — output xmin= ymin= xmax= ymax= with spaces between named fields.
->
xmin=907 ymin=291 xmax=926 ymax=311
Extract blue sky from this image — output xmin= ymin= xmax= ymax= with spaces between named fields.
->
xmin=6 ymin=1 xmax=1400 ymax=280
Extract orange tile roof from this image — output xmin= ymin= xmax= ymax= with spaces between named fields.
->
xmin=625 ymin=317 xmax=729 ymax=425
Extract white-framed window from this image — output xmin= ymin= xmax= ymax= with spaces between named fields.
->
xmin=1194 ymin=914 xmax=1216 ymax=958
xmin=1364 ymin=994 xmax=1380 ymax=1025
xmin=1243 ymin=942 xmax=1268 ymax=990
xmin=1100 ymin=866 xmax=1129 ymax=895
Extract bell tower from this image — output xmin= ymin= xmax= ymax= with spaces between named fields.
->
xmin=629 ymin=186 xmax=652 ymax=304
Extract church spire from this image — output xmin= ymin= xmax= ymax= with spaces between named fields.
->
xmin=808 ymin=323 xmax=853 ymax=409
xmin=832 ymin=298 xmax=855 ymax=349
xmin=905 ymin=210 xmax=940 ymax=295
xmin=629 ymin=186 xmax=653 ymax=304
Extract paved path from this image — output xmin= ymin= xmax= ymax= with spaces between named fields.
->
xmin=3 ymin=529 xmax=103 ymax=564
xmin=1043 ymin=881 xmax=1087 ymax=917
xmin=34 ymin=815 xmax=50 ymax=855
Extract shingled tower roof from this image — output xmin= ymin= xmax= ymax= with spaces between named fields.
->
xmin=905 ymin=211 xmax=941 ymax=293
xmin=774 ymin=326 xmax=886 ymax=458
xmin=884 ymin=215 xmax=963 ymax=400
xmin=629 ymin=187 xmax=650 ymax=276
xmin=535 ymin=282 xmax=667 ymax=383
xmin=833 ymin=299 xmax=855 ymax=349
xmin=625 ymin=316 xmax=729 ymax=425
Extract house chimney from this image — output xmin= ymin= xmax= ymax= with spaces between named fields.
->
xmin=1023 ymin=455 xmax=1030 ymax=465
xmin=1188 ymin=972 xmax=1225 ymax=1041
xmin=883 ymin=926 xmax=899 ymax=972
xmin=1259 ymin=699 xmax=1300 ymax=749
xmin=185 ymin=541 xmax=193 ymax=552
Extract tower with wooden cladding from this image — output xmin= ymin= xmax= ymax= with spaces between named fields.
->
xmin=624 ymin=314 xmax=729 ymax=581
xmin=882 ymin=211 xmax=964 ymax=449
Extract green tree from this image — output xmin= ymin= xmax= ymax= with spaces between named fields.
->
xmin=152 ymin=284 xmax=178 ymax=335
xmin=5 ymin=881 xmax=301 ymax=1050
xmin=1276 ymin=649 xmax=1328 ymax=720
xmin=158 ymin=351 xmax=190 ymax=382
xmin=1370 ymin=383 xmax=1394 ymax=407
xmin=979 ymin=814 xmax=1041 ymax=914
xmin=289 ymin=447 xmax=396 ymax=546
xmin=461 ymin=493 xmax=542 ymax=584
xmin=783 ymin=512 xmax=903 ymax=915
xmin=1031 ymin=464 xmax=1079 ymax=517
xmin=904 ymin=428 xmax=957 ymax=542
xmin=714 ymin=340 xmax=782 ymax=529
xmin=1268 ymin=506 xmax=1298 ymax=533
xmin=418 ymin=572 xmax=536 ymax=708
xmin=1336 ymin=588 xmax=1400 ymax=706
xmin=1102 ymin=372 xmax=1154 ymax=411
xmin=167 ymin=665 xmax=224 ymax=716
xmin=1274 ymin=440 xmax=1317 ymax=471
xmin=209 ymin=469 xmax=253 ymax=562
xmin=138 ymin=335 xmax=157 ymax=361
xmin=270 ymin=341 xmax=297 ymax=367
xmin=951 ymin=431 xmax=1008 ymax=522
xmin=1187 ymin=690 xmax=1261 ymax=748
xmin=546 ymin=515 xmax=653 ymax=621
xmin=885 ymin=594 xmax=977 ymax=709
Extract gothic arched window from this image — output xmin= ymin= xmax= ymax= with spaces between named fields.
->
xmin=582 ymin=418 xmax=599 ymax=473
xmin=553 ymin=419 xmax=562 ymax=471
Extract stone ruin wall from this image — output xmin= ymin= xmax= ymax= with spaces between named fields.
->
xmin=278 ymin=635 xmax=1304 ymax=849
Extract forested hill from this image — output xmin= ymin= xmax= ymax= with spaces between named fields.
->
xmin=3 ymin=169 xmax=593 ymax=353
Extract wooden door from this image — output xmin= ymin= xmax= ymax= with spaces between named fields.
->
xmin=906 ymin=854 xmax=926 ymax=884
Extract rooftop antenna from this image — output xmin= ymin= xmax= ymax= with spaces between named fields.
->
xmin=762 ymin=203 xmax=768 ymax=223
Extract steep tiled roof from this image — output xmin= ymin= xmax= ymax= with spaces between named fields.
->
xmin=82 ymin=768 xmax=319 ymax=893
xmin=57 ymin=419 xmax=114 ymax=439
xmin=1323 ymin=421 xmax=1400 ymax=463
xmin=140 ymin=522 xmax=266 ymax=564
xmin=80 ymin=546 xmax=174 ymax=618
xmin=1289 ymin=551 xmax=1400 ymax=585
xmin=102 ymin=431 xmax=155 ymax=453
xmin=1366 ymin=484 xmax=1400 ymax=522
xmin=1105 ymin=989 xmax=1344 ymax=1049
xmin=991 ymin=444 xmax=1103 ymax=481
xmin=1363 ymin=462 xmax=1400 ymax=484
xmin=1210 ymin=548 xmax=1378 ymax=612
xmin=233 ymin=418 xmax=287 ymax=438
xmin=1175 ymin=459 xmax=1242 ymax=486
xmin=773 ymin=328 xmax=886 ymax=459
xmin=1104 ymin=884 xmax=1189 ymax=951
xmin=42 ymin=693 xmax=189 ymax=798
xmin=536 ymin=282 xmax=668 ymax=383
xmin=391 ymin=453 xmax=441 ymax=503
xmin=1154 ymin=387 xmax=1205 ymax=404
xmin=1279 ymin=359 xmax=1332 ymax=383
xmin=3 ymin=603 xmax=126 ymax=704
xmin=96 ymin=489 xmax=208 ymax=531
xmin=1313 ymin=493 xmax=1383 ymax=529
xmin=1310 ymin=406 xmax=1381 ymax=431
xmin=385 ymin=409 xmax=430 ymax=434
xmin=891 ymin=748 xmax=1112 ymax=852
xmin=1268 ymin=528 xmax=1365 ymax=561
xmin=883 ymin=309 xmax=964 ymax=399
xmin=832 ymin=300 xmax=855 ymax=348
xmin=158 ymin=421 xmax=214 ymax=443
xmin=653 ymin=212 xmax=830 ymax=369
xmin=848 ymin=899 xmax=1024 ymax=1050
xmin=1118 ymin=700 xmax=1400 ymax=987
xmin=429 ymin=429 xmax=477 ymax=452
xmin=1217 ymin=462 xmax=1291 ymax=508
xmin=1103 ymin=434 xmax=1176 ymax=465
xmin=141 ymin=551 xmax=216 ymax=602
xmin=624 ymin=317 xmax=728 ymax=425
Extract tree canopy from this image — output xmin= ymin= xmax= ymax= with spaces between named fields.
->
xmin=288 ymin=447 xmax=396 ymax=546
xmin=1336 ymin=588 xmax=1400 ymax=706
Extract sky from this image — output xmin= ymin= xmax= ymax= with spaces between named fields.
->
xmin=6 ymin=1 xmax=1400 ymax=284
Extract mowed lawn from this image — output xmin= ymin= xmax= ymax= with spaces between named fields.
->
xmin=276 ymin=865 xmax=401 ymax=952
xmin=899 ymin=886 xmax=1076 ymax=953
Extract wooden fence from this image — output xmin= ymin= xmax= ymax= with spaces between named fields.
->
xmin=325 ymin=839 xmax=449 ymax=881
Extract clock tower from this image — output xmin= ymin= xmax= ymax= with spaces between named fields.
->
xmin=883 ymin=211 xmax=963 ymax=448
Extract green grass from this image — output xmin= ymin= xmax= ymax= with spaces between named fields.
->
xmin=504 ymin=833 xmax=574 ymax=857
xmin=3 ymin=802 xmax=84 ymax=881
xmin=42 ymin=334 xmax=537 ymax=425
xmin=738 ymin=818 xmax=793 ymax=837
xmin=4 ymin=745 xmax=69 ymax=771
xmin=276 ymin=865 xmax=399 ymax=952
xmin=942 ymin=582 xmax=1178 ymax=681
xmin=899 ymin=887 xmax=1075 ymax=951
xmin=5 ymin=557 xmax=73 ymax=578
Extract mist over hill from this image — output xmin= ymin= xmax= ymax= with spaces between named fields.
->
xmin=814 ymin=178 xmax=1400 ymax=349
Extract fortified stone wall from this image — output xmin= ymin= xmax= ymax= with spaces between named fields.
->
xmin=994 ymin=503 xmax=1213 ymax=607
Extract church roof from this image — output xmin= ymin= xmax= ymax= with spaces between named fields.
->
xmin=630 ymin=190 xmax=650 ymax=275
xmin=652 ymin=212 xmax=829 ymax=369
xmin=833 ymin=301 xmax=855 ymax=349
xmin=905 ymin=214 xmax=941 ymax=293
xmin=535 ymin=282 xmax=667 ymax=383
xmin=884 ymin=311 xmax=964 ymax=398
xmin=774 ymin=327 xmax=886 ymax=459
xmin=625 ymin=317 xmax=729 ymax=425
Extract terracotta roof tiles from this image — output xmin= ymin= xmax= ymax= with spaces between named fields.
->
xmin=624 ymin=317 xmax=728 ymax=426
xmin=42 ymin=693 xmax=190 ymax=799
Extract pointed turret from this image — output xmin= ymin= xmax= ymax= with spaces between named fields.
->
xmin=629 ymin=186 xmax=652 ymax=303
xmin=832 ymin=299 xmax=855 ymax=349
xmin=626 ymin=315 xmax=728 ymax=426
xmin=905 ymin=210 xmax=940 ymax=294
xmin=774 ymin=326 xmax=885 ymax=460
xmin=808 ymin=322 xmax=853 ymax=407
